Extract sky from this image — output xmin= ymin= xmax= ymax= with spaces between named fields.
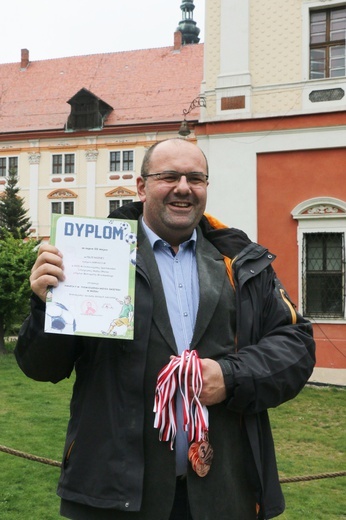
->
xmin=1 ymin=0 xmax=205 ymax=64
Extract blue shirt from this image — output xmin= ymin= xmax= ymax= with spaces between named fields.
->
xmin=142 ymin=219 xmax=199 ymax=475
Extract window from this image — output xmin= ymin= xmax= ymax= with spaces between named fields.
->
xmin=52 ymin=154 xmax=75 ymax=174
xmin=109 ymin=198 xmax=134 ymax=214
xmin=310 ymin=6 xmax=346 ymax=79
xmin=292 ymin=197 xmax=346 ymax=321
xmin=302 ymin=232 xmax=344 ymax=318
xmin=52 ymin=201 xmax=74 ymax=215
xmin=110 ymin=151 xmax=134 ymax=172
xmin=66 ymin=88 xmax=113 ymax=131
xmin=0 ymin=156 xmax=18 ymax=176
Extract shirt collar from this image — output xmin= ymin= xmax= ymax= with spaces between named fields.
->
xmin=141 ymin=218 xmax=197 ymax=252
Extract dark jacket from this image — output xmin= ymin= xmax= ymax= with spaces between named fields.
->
xmin=199 ymin=213 xmax=316 ymax=518
xmin=15 ymin=202 xmax=315 ymax=520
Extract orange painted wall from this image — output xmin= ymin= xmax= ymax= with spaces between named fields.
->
xmin=257 ymin=147 xmax=346 ymax=368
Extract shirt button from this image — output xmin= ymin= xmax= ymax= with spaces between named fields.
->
xmin=183 ymin=312 xmax=188 ymax=317
xmin=179 ymin=283 xmax=183 ymax=288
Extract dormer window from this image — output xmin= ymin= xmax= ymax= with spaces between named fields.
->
xmin=66 ymin=88 xmax=113 ymax=131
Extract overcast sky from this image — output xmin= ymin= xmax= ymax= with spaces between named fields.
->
xmin=1 ymin=0 xmax=205 ymax=64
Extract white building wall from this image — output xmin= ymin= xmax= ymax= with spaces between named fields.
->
xmin=200 ymin=124 xmax=346 ymax=241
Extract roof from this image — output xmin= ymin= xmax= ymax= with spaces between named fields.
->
xmin=0 ymin=44 xmax=203 ymax=134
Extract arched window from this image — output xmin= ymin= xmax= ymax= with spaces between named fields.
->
xmin=292 ymin=197 xmax=346 ymax=321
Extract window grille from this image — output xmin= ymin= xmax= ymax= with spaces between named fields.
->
xmin=302 ymin=232 xmax=344 ymax=318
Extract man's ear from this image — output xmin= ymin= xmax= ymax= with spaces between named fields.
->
xmin=136 ymin=176 xmax=146 ymax=202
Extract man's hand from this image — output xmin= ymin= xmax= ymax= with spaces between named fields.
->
xmin=199 ymin=358 xmax=227 ymax=406
xmin=30 ymin=243 xmax=65 ymax=302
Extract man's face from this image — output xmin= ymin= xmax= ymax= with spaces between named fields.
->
xmin=137 ymin=140 xmax=208 ymax=247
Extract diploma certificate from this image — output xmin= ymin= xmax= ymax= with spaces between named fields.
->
xmin=44 ymin=214 xmax=137 ymax=340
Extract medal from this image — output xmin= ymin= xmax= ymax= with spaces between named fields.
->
xmin=188 ymin=434 xmax=214 ymax=477
xmin=198 ymin=438 xmax=214 ymax=465
xmin=154 ymin=350 xmax=214 ymax=477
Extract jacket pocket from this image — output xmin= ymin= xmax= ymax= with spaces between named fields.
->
xmin=63 ymin=439 xmax=75 ymax=468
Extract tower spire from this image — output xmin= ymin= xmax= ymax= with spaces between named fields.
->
xmin=177 ymin=0 xmax=200 ymax=44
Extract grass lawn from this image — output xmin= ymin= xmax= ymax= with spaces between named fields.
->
xmin=270 ymin=385 xmax=345 ymax=519
xmin=1 ymin=348 xmax=345 ymax=519
xmin=0 ymin=349 xmax=73 ymax=520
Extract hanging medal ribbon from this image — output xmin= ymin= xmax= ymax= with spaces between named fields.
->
xmin=153 ymin=349 xmax=214 ymax=477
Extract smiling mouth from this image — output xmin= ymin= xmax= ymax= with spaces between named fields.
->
xmin=169 ymin=201 xmax=192 ymax=208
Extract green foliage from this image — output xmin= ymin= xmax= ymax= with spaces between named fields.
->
xmin=0 ymin=354 xmax=345 ymax=520
xmin=0 ymin=233 xmax=38 ymax=351
xmin=0 ymin=168 xmax=32 ymax=239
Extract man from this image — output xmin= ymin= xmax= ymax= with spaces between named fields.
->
xmin=15 ymin=138 xmax=315 ymax=520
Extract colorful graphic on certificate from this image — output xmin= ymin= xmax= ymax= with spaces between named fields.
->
xmin=44 ymin=214 xmax=137 ymax=340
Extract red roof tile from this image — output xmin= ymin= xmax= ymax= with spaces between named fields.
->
xmin=0 ymin=45 xmax=203 ymax=134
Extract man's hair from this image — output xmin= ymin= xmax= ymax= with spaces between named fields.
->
xmin=140 ymin=138 xmax=209 ymax=177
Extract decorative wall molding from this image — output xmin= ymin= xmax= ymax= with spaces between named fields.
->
xmin=28 ymin=152 xmax=41 ymax=165
xmin=85 ymin=149 xmax=99 ymax=162
xmin=292 ymin=197 xmax=346 ymax=219
xmin=105 ymin=187 xmax=137 ymax=198
xmin=309 ymin=88 xmax=344 ymax=103
xmin=48 ymin=189 xmax=78 ymax=199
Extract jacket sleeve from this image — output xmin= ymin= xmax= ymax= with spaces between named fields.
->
xmin=218 ymin=267 xmax=316 ymax=414
xmin=15 ymin=294 xmax=80 ymax=383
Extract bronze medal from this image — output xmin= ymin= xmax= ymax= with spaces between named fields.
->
xmin=195 ymin=460 xmax=210 ymax=477
xmin=188 ymin=437 xmax=214 ymax=477
xmin=198 ymin=440 xmax=214 ymax=465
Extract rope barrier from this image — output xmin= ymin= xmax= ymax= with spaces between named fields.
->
xmin=279 ymin=471 xmax=346 ymax=484
xmin=0 ymin=444 xmax=61 ymax=468
xmin=1 ymin=444 xmax=345 ymax=483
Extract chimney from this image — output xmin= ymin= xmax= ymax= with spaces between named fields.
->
xmin=174 ymin=30 xmax=182 ymax=51
xmin=21 ymin=48 xmax=29 ymax=70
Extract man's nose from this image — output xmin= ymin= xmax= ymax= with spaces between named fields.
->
xmin=174 ymin=175 xmax=191 ymax=192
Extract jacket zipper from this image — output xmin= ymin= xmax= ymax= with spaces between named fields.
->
xmin=279 ymin=288 xmax=297 ymax=324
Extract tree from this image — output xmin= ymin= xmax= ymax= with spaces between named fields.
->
xmin=0 ymin=170 xmax=37 ymax=352
xmin=0 ymin=168 xmax=32 ymax=239
xmin=0 ymin=231 xmax=38 ymax=353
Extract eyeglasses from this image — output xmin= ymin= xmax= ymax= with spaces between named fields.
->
xmin=142 ymin=171 xmax=209 ymax=186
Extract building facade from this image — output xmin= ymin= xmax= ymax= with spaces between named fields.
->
xmin=1 ymin=0 xmax=345 ymax=370
xmin=0 ymin=39 xmax=203 ymax=240
xmin=198 ymin=0 xmax=346 ymax=370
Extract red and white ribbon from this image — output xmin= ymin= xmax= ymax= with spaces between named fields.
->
xmin=153 ymin=349 xmax=209 ymax=450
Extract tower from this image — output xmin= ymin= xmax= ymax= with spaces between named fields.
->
xmin=177 ymin=0 xmax=200 ymax=44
